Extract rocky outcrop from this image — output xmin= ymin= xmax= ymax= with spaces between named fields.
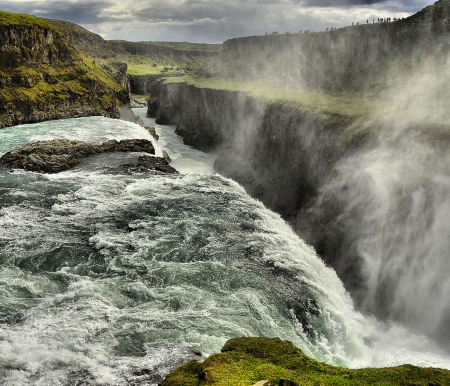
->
xmin=0 ymin=22 xmax=71 ymax=68
xmin=107 ymin=40 xmax=218 ymax=60
xmin=407 ymin=0 xmax=450 ymax=23
xmin=123 ymin=155 xmax=178 ymax=174
xmin=149 ymin=82 xmax=354 ymax=213
xmin=220 ymin=18 xmax=450 ymax=92
xmin=0 ymin=11 xmax=132 ymax=129
xmin=161 ymin=337 xmax=450 ymax=385
xmin=129 ymin=74 xmax=162 ymax=95
xmin=0 ymin=138 xmax=177 ymax=174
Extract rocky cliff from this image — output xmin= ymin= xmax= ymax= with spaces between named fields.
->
xmin=216 ymin=17 xmax=450 ymax=92
xmin=129 ymin=74 xmax=163 ymax=95
xmin=148 ymin=0 xmax=450 ymax=312
xmin=108 ymin=40 xmax=218 ymax=61
xmin=0 ymin=11 xmax=132 ymax=128
xmin=150 ymin=81 xmax=364 ymax=220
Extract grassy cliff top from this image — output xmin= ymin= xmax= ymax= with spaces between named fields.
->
xmin=164 ymin=76 xmax=371 ymax=119
xmin=162 ymin=337 xmax=450 ymax=386
xmin=0 ymin=10 xmax=54 ymax=29
xmin=0 ymin=10 xmax=129 ymax=128
xmin=122 ymin=41 xmax=222 ymax=53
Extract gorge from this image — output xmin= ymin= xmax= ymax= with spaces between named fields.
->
xmin=1 ymin=1 xmax=450 ymax=385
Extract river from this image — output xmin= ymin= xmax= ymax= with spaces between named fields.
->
xmin=0 ymin=110 xmax=448 ymax=385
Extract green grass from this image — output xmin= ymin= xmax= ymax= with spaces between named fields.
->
xmin=133 ymin=41 xmax=222 ymax=53
xmin=161 ymin=337 xmax=450 ymax=386
xmin=0 ymin=10 xmax=54 ymax=29
xmin=164 ymin=76 xmax=371 ymax=118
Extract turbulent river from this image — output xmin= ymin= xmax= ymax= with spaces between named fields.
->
xmin=0 ymin=109 xmax=449 ymax=385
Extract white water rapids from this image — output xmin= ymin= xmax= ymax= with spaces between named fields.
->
xmin=0 ymin=111 xmax=448 ymax=385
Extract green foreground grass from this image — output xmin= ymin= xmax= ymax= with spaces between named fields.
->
xmin=162 ymin=337 xmax=450 ymax=386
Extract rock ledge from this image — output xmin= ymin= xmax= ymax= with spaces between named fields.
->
xmin=0 ymin=138 xmax=177 ymax=174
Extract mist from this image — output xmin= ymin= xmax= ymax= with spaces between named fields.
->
xmin=308 ymin=48 xmax=450 ymax=344
xmin=200 ymin=17 xmax=450 ymax=350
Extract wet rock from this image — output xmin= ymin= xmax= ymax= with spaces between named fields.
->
xmin=135 ymin=116 xmax=144 ymax=127
xmin=123 ymin=155 xmax=178 ymax=174
xmin=0 ymin=138 xmax=157 ymax=173
xmin=130 ymin=368 xmax=163 ymax=385
xmin=162 ymin=150 xmax=171 ymax=163
xmin=191 ymin=349 xmax=202 ymax=356
xmin=145 ymin=126 xmax=159 ymax=141
xmin=132 ymin=368 xmax=154 ymax=376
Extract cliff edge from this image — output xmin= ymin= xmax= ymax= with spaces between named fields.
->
xmin=0 ymin=11 xmax=132 ymax=128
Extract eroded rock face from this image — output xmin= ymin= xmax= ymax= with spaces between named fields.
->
xmin=0 ymin=138 xmax=178 ymax=174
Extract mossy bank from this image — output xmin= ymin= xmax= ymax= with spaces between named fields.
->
xmin=0 ymin=11 xmax=132 ymax=128
xmin=162 ymin=337 xmax=450 ymax=386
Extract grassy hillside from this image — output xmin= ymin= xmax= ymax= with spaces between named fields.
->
xmin=106 ymin=40 xmax=221 ymax=78
xmin=0 ymin=10 xmax=129 ymax=128
xmin=162 ymin=338 xmax=450 ymax=386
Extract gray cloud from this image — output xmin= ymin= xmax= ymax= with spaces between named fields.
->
xmin=0 ymin=0 xmax=435 ymax=42
xmin=302 ymin=0 xmax=389 ymax=6
xmin=0 ymin=0 xmax=115 ymax=24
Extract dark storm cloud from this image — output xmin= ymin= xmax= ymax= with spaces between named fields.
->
xmin=0 ymin=0 xmax=115 ymax=24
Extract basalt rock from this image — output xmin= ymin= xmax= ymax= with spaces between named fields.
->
xmin=0 ymin=138 xmax=159 ymax=173
xmin=155 ymin=103 xmax=176 ymax=125
xmin=122 ymin=155 xmax=178 ymax=174
xmin=144 ymin=126 xmax=159 ymax=141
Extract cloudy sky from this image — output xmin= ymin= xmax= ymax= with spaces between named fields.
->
xmin=0 ymin=0 xmax=434 ymax=42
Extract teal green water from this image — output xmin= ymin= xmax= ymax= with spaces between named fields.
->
xmin=0 ymin=116 xmax=448 ymax=385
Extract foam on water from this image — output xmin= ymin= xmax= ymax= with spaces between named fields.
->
xmin=0 ymin=115 xmax=164 ymax=158
xmin=1 ymin=116 xmax=450 ymax=385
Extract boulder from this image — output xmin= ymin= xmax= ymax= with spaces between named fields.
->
xmin=122 ymin=155 xmax=178 ymax=174
xmin=0 ymin=138 xmax=165 ymax=174
xmin=145 ymin=126 xmax=159 ymax=141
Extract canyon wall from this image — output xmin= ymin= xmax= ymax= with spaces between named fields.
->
xmin=0 ymin=12 xmax=132 ymax=128
xmin=148 ymin=81 xmax=373 ymax=288
xmin=216 ymin=21 xmax=450 ymax=92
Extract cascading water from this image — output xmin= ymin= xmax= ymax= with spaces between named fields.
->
xmin=311 ymin=130 xmax=450 ymax=348
xmin=0 ymin=113 xmax=449 ymax=385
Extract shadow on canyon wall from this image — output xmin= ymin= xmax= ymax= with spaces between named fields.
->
xmin=149 ymin=1 xmax=450 ymax=350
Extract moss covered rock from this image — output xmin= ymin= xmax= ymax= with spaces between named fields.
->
xmin=161 ymin=337 xmax=450 ymax=386
xmin=0 ymin=10 xmax=130 ymax=128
